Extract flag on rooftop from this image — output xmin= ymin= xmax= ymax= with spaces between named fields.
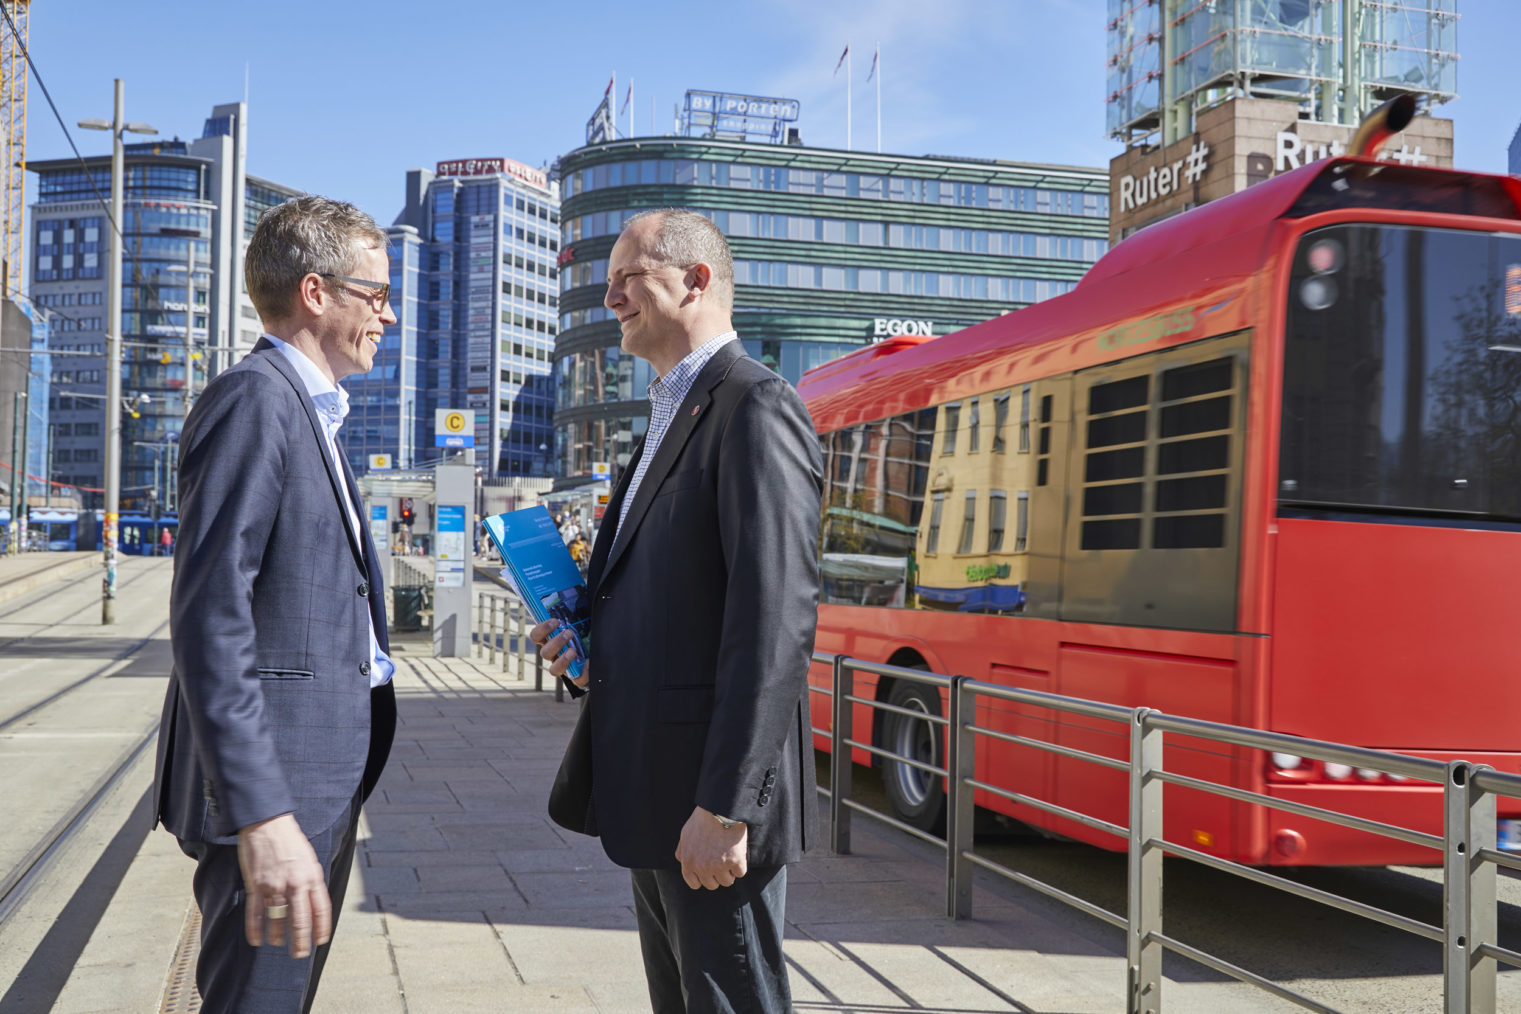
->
xmin=834 ymin=44 xmax=849 ymax=77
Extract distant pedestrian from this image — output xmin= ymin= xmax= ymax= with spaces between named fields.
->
xmin=154 ymin=196 xmax=398 ymax=1014
xmin=158 ymin=527 xmax=173 ymax=557
xmin=532 ymin=209 xmax=822 ymax=1013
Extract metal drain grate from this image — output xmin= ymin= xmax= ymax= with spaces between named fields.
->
xmin=159 ymin=901 xmax=202 ymax=1013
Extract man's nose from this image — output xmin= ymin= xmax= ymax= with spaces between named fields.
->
xmin=603 ymin=283 xmax=620 ymax=310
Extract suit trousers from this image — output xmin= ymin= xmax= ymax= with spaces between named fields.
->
xmin=178 ymin=789 xmax=362 ymax=1014
xmin=630 ymin=864 xmax=791 ymax=1014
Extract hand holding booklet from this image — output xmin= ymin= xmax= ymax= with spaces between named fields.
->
xmin=481 ymin=506 xmax=591 ymax=680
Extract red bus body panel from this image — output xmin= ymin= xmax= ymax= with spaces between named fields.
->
xmin=801 ymin=158 xmax=1521 ymax=865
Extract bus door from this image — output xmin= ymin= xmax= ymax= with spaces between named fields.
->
xmin=1051 ymin=332 xmax=1251 ymax=846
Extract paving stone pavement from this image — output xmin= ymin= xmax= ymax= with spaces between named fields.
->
xmin=5 ymin=547 xmax=1284 ymax=1013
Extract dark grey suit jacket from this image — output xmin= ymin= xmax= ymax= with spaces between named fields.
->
xmin=573 ymin=339 xmax=824 ymax=870
xmin=154 ymin=340 xmax=396 ymax=844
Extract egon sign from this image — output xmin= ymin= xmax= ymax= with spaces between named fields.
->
xmin=873 ymin=318 xmax=934 ymax=338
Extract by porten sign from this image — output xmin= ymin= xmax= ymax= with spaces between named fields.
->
xmin=435 ymin=157 xmax=548 ymax=190
xmin=872 ymin=318 xmax=934 ymax=339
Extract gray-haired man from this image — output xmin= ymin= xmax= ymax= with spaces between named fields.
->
xmin=154 ymin=196 xmax=398 ymax=1013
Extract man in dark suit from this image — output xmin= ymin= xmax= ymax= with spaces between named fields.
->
xmin=154 ymin=196 xmax=398 ymax=1013
xmin=533 ymin=208 xmax=823 ymax=1012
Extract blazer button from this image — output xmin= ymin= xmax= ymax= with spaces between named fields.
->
xmin=360 ymin=660 xmax=372 ymax=677
xmin=358 ymin=581 xmax=369 ymax=597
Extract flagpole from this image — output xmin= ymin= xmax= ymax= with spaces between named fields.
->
xmin=612 ymin=72 xmax=617 ymax=138
xmin=876 ymin=43 xmax=882 ymax=153
xmin=847 ymin=44 xmax=852 ymax=151
xmin=631 ymin=77 xmax=635 ymax=138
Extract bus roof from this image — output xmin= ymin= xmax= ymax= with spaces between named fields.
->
xmin=799 ymin=157 xmax=1521 ymax=432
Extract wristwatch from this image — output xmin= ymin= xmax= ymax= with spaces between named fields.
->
xmin=712 ymin=813 xmax=743 ymax=830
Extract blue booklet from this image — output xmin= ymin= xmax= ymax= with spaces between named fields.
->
xmin=481 ymin=506 xmax=591 ymax=679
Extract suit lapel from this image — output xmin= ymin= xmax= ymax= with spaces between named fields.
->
xmin=254 ymin=340 xmax=366 ymax=572
xmin=599 ymin=340 xmax=743 ymax=584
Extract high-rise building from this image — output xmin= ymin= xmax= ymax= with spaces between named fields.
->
xmin=1107 ymin=0 xmax=1457 ymax=148
xmin=553 ymin=90 xmax=1109 ymax=488
xmin=1509 ymin=122 xmax=1521 ymax=176
xmin=360 ymin=158 xmax=558 ymax=479
xmin=1105 ymin=1 xmax=1458 ymax=239
xmin=28 ymin=102 xmax=301 ymax=509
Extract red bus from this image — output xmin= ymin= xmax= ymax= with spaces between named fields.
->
xmin=798 ymin=141 xmax=1521 ymax=866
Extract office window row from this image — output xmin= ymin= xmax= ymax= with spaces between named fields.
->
xmin=34 ymin=291 xmax=104 ymax=308
xmin=733 ymin=260 xmax=1077 ymax=302
xmin=564 ymin=159 xmax=1108 ymax=217
xmin=565 ymin=207 xmax=1105 ymax=262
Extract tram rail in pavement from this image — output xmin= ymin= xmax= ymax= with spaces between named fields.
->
xmin=3 ymin=551 xmax=1282 ymax=1013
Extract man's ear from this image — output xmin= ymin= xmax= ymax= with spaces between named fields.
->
xmin=296 ymin=272 xmax=327 ymax=317
xmin=687 ymin=262 xmax=713 ymax=299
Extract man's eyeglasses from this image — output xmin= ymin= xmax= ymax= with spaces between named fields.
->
xmin=319 ymin=273 xmax=390 ymax=307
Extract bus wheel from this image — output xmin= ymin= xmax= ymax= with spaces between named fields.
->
xmin=882 ymin=680 xmax=946 ymax=834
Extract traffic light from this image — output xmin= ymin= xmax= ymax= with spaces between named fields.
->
xmin=399 ymin=497 xmax=414 ymax=526
xmin=147 ymin=488 xmax=161 ymax=522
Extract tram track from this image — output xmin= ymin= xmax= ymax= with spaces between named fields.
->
xmin=0 ymin=615 xmax=170 ymax=734
xmin=0 ymin=556 xmax=174 ymax=936
xmin=0 ymin=561 xmax=101 ymax=622
xmin=0 ymin=563 xmax=158 ymax=652
xmin=0 ymin=720 xmax=157 ymax=927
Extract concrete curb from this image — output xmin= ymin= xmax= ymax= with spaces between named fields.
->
xmin=0 ymin=552 xmax=98 ymax=605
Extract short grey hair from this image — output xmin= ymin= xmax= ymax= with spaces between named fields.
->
xmin=245 ymin=196 xmax=388 ymax=322
xmin=624 ymin=208 xmax=734 ymax=308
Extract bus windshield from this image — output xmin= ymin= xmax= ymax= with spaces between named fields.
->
xmin=1281 ymin=224 xmax=1521 ymax=521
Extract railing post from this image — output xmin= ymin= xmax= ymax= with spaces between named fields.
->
xmin=1127 ymin=707 xmax=1162 ymax=1014
xmin=514 ymin=601 xmax=526 ymax=679
xmin=486 ymin=597 xmax=497 ymax=665
xmin=475 ymin=592 xmax=485 ymax=656
xmin=1444 ymin=761 xmax=1496 ymax=1014
xmin=947 ymin=675 xmax=975 ymax=920
xmin=504 ymin=599 xmax=515 ymax=675
xmin=829 ymin=655 xmax=852 ymax=855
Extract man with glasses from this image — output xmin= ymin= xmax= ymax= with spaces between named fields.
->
xmin=154 ymin=195 xmax=398 ymax=1013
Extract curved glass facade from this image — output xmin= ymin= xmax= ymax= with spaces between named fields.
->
xmin=553 ymin=137 xmax=1109 ymax=487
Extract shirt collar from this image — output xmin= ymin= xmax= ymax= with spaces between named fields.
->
xmin=647 ymin=330 xmax=737 ymax=407
xmin=264 ymin=332 xmax=349 ymax=426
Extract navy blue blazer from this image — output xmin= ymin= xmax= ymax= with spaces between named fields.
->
xmin=154 ymin=340 xmax=396 ymax=843
xmin=571 ymin=340 xmax=824 ymax=870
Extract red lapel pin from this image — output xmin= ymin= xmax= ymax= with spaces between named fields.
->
xmin=691 ymin=405 xmax=701 ymax=416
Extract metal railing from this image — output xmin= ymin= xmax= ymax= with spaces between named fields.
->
xmin=472 ymin=589 xmax=560 ymax=700
xmin=811 ymin=651 xmax=1521 ymax=1014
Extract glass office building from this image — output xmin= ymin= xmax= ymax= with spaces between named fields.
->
xmin=29 ymin=102 xmax=301 ymax=509
xmin=364 ymin=160 xmax=559 ymax=479
xmin=341 ymin=224 xmax=424 ymax=474
xmin=554 ymin=136 xmax=1109 ymax=485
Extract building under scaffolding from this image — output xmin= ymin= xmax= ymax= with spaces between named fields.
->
xmin=1107 ymin=0 xmax=1459 ymax=147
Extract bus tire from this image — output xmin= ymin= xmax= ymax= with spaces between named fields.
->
xmin=881 ymin=680 xmax=946 ymax=834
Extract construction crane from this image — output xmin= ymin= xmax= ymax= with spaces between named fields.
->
xmin=0 ymin=1 xmax=26 ymax=298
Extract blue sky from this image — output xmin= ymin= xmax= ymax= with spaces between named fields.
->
xmin=27 ymin=0 xmax=1519 ymax=226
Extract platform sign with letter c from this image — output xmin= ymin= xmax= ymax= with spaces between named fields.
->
xmin=434 ymin=408 xmax=476 ymax=448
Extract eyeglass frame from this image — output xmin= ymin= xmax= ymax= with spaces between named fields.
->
xmin=318 ymin=272 xmax=390 ymax=308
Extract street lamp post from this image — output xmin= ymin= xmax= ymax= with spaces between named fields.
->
xmin=79 ymin=79 xmax=156 ymax=624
